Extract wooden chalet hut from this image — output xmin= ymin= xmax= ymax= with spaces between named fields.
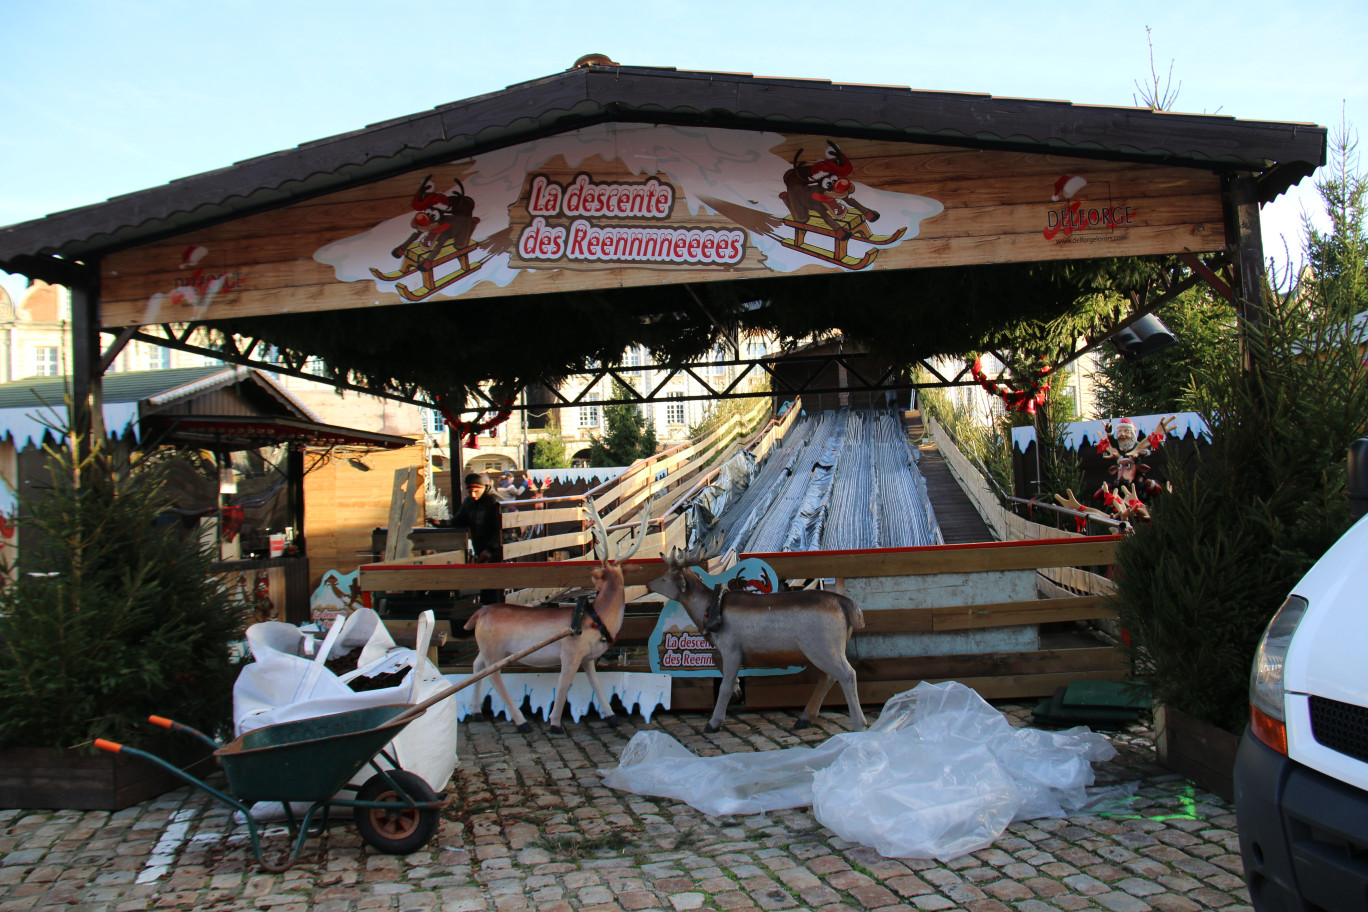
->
xmin=0 ymin=365 xmax=410 ymax=620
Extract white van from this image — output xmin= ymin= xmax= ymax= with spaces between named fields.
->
xmin=1235 ymin=512 xmax=1368 ymax=911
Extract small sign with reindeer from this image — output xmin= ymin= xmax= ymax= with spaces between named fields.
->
xmin=646 ymin=557 xmax=802 ymax=678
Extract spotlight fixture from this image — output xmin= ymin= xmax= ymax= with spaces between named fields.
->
xmin=1110 ymin=314 xmax=1177 ymax=359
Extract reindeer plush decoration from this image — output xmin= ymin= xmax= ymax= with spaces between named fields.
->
xmin=647 ymin=542 xmax=868 ymax=733
xmin=463 ymin=491 xmax=653 ymax=734
xmin=1095 ymin=415 xmax=1177 ymax=499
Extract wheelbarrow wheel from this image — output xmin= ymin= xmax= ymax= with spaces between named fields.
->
xmin=354 ymin=771 xmax=440 ymax=854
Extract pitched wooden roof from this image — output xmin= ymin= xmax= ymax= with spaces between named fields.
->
xmin=0 ymin=63 xmax=1327 ymax=270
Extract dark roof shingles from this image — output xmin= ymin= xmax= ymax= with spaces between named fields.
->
xmin=0 ymin=64 xmax=1327 ymax=267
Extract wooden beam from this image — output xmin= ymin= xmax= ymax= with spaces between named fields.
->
xmin=70 ymin=277 xmax=102 ymax=454
xmin=360 ymin=557 xmax=668 ymax=591
xmin=98 ymin=325 xmax=138 ymax=374
xmin=745 ymin=666 xmax=1130 ymax=708
xmin=753 ymin=537 xmax=1119 ymax=578
xmin=360 ymin=537 xmax=1119 ymax=591
xmin=739 ymin=644 xmax=1128 ymax=706
xmin=1176 ymin=252 xmax=1235 ymax=304
xmin=857 ymin=595 xmax=1113 ymax=634
xmin=383 ymin=467 xmax=421 ymax=562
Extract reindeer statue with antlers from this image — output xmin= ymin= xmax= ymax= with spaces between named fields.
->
xmin=462 ymin=491 xmax=654 ymax=734
xmin=647 ymin=539 xmax=868 ymax=734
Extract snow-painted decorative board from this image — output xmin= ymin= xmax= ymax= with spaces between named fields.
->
xmin=100 ymin=124 xmax=1224 ymax=327
xmin=448 ymin=671 xmax=671 ymax=724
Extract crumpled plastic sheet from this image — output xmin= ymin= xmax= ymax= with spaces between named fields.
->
xmin=599 ymin=681 xmax=1118 ymax=861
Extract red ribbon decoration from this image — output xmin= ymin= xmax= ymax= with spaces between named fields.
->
xmin=438 ymin=398 xmax=514 ymax=449
xmin=970 ymin=357 xmax=1052 ymax=415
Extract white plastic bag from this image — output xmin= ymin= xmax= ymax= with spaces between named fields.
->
xmin=231 ymin=608 xmax=458 ymax=798
xmin=601 ymin=681 xmax=1117 ymax=860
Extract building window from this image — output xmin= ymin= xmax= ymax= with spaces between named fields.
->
xmin=665 ymin=392 xmax=685 ymax=425
xmin=579 ymin=393 xmax=600 ymax=427
xmin=145 ymin=346 xmax=171 ymax=370
xmin=710 ymin=343 xmax=730 ymax=375
xmin=624 ymin=345 xmax=645 ymax=377
xmin=34 ymin=347 xmax=59 ymax=376
xmin=423 ymin=409 xmax=446 ymax=435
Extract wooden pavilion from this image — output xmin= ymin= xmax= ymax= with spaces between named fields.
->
xmin=0 ymin=58 xmax=1330 ymax=702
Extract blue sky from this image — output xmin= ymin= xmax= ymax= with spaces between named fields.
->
xmin=3 ymin=0 xmax=1366 ymax=304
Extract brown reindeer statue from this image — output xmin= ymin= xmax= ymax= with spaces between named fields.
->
xmin=647 ymin=541 xmax=868 ymax=733
xmin=463 ymin=491 xmax=653 ymax=734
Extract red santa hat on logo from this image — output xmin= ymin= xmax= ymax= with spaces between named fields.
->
xmin=179 ymin=245 xmax=208 ymax=268
xmin=1052 ymin=175 xmax=1088 ymax=201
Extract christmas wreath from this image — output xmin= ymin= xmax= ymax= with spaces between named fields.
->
xmin=970 ymin=357 xmax=1052 ymax=415
xmin=438 ymin=398 xmax=514 ymax=448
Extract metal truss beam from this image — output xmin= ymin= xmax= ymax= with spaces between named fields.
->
xmin=110 ymin=324 xmax=982 ymax=415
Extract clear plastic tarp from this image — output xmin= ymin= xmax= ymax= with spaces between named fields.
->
xmin=600 ymin=681 xmax=1117 ymax=861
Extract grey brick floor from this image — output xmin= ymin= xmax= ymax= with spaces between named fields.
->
xmin=0 ymin=704 xmax=1249 ymax=912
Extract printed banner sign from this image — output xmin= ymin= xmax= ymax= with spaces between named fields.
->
xmin=100 ymin=124 xmax=1225 ymax=327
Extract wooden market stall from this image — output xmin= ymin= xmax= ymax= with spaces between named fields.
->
xmin=0 ymin=365 xmax=412 ymax=622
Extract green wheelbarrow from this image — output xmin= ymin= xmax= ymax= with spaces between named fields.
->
xmin=96 ymin=623 xmax=577 ymax=871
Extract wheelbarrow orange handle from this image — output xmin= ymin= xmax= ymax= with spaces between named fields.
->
xmin=94 ymin=739 xmax=122 ymax=754
xmin=145 ymin=715 xmax=222 ymax=751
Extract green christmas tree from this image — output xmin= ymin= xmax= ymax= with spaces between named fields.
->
xmin=588 ymin=380 xmax=658 ymax=467
xmin=0 ymin=432 xmax=246 ymax=748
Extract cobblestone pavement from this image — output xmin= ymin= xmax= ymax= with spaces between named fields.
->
xmin=0 ymin=704 xmax=1250 ymax=912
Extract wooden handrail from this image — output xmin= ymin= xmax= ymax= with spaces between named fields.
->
xmin=361 ymin=535 xmax=1119 ymax=591
xmin=491 ymin=398 xmax=769 ymax=562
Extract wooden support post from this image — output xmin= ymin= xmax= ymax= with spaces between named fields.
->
xmin=449 ymin=422 xmax=464 ymax=490
xmin=1224 ymin=172 xmax=1268 ymax=371
xmin=287 ymin=444 xmax=305 ymax=554
xmin=69 ymin=275 xmax=103 ymax=457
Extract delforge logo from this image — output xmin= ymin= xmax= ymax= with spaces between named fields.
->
xmin=1042 ymin=174 xmax=1136 ymax=242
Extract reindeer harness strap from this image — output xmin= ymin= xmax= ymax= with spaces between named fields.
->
xmin=580 ymin=599 xmax=615 ymax=646
xmin=705 ymin=584 xmax=726 ymax=633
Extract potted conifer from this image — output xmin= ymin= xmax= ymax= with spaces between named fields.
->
xmin=0 ymin=430 xmax=246 ymax=810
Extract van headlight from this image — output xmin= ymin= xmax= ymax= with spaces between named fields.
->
xmin=1249 ymin=596 xmax=1307 ymax=752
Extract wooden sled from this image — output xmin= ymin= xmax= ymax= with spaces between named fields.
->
xmin=370 ymin=240 xmax=487 ymax=301
xmin=779 ymin=212 xmax=906 ymax=270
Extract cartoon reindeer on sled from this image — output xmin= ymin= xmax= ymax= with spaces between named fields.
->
xmin=370 ymin=174 xmax=489 ymax=301
xmin=777 ymin=141 xmax=905 ymax=269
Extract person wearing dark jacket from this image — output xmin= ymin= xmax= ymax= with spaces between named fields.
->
xmin=450 ymin=473 xmax=504 ymax=604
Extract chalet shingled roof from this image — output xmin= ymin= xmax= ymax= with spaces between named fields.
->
xmin=0 ymin=366 xmax=246 ymax=409
xmin=0 ymin=366 xmax=412 ymax=451
xmin=0 ymin=63 xmax=1328 ymax=269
